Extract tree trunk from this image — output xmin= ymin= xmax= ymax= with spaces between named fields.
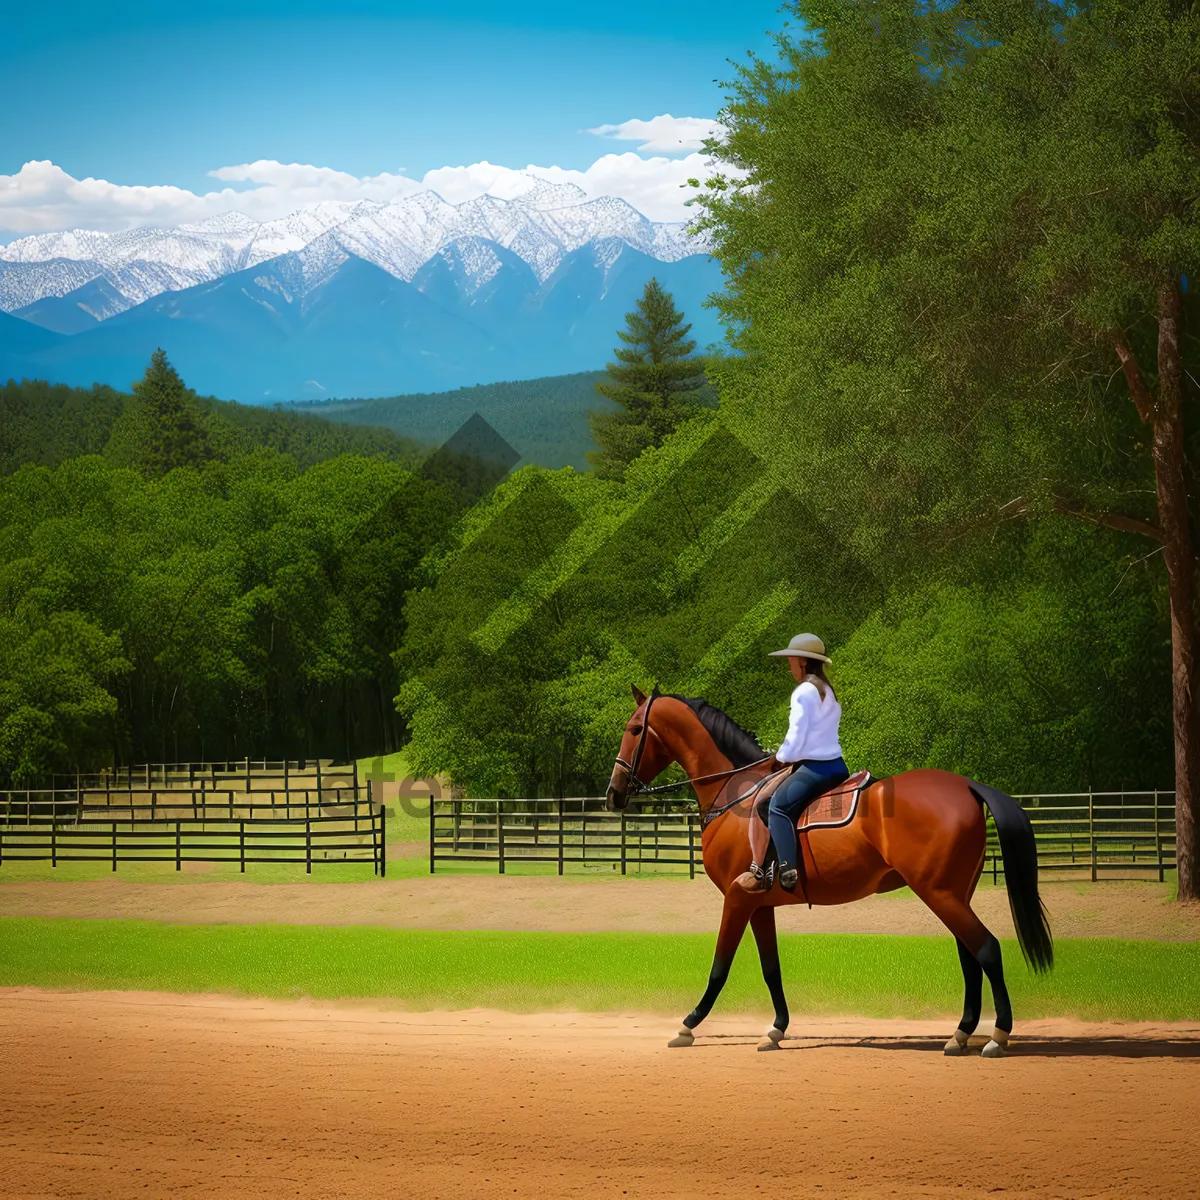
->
xmin=1153 ymin=281 xmax=1199 ymax=900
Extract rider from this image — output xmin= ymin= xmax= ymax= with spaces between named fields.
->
xmin=736 ymin=633 xmax=849 ymax=893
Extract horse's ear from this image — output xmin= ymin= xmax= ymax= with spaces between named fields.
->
xmin=631 ymin=684 xmax=647 ymax=705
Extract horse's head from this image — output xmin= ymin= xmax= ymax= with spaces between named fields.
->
xmin=605 ymin=684 xmax=673 ymax=811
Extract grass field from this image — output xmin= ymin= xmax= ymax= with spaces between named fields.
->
xmin=2 ymin=918 xmax=1196 ymax=1020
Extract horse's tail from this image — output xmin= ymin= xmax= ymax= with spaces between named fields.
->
xmin=968 ymin=780 xmax=1054 ymax=973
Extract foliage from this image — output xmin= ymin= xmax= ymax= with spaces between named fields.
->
xmin=690 ymin=0 xmax=1200 ymax=560
xmin=588 ymin=279 xmax=711 ymax=479
xmin=0 ymin=370 xmax=423 ymax=478
xmin=0 ymin=379 xmax=124 ymax=475
xmin=838 ymin=524 xmax=1172 ymax=793
xmin=0 ymin=410 xmax=461 ymax=784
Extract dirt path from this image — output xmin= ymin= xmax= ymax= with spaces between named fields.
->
xmin=1 ymin=989 xmax=1197 ymax=1199
xmin=1 ymin=875 xmax=1197 ymax=939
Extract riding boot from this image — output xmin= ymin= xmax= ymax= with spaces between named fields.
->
xmin=778 ymin=862 xmax=799 ymax=892
xmin=735 ymin=862 xmax=771 ymax=893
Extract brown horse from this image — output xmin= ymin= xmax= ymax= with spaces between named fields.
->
xmin=604 ymin=686 xmax=1053 ymax=1056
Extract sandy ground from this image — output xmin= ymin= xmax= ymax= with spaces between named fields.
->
xmin=1 ymin=988 xmax=1197 ymax=1199
xmin=1 ymin=874 xmax=1197 ymax=939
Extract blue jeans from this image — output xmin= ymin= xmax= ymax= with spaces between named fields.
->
xmin=768 ymin=757 xmax=850 ymax=872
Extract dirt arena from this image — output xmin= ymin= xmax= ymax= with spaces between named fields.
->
xmin=3 ymin=877 xmax=1197 ymax=1197
xmin=2 ymin=988 xmax=1198 ymax=1199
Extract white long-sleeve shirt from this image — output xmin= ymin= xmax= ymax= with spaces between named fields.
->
xmin=775 ymin=680 xmax=844 ymax=764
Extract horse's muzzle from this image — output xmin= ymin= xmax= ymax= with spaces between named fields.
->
xmin=605 ymin=785 xmax=628 ymax=812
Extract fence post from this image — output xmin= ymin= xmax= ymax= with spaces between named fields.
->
xmin=379 ymin=802 xmax=387 ymax=879
xmin=498 ymin=802 xmax=506 ymax=875
xmin=175 ymin=821 xmax=181 ymax=871
xmin=1154 ymin=790 xmax=1163 ymax=883
xmin=688 ymin=813 xmax=696 ymax=879
xmin=240 ymin=820 xmax=246 ymax=873
xmin=305 ymin=815 xmax=312 ymax=874
xmin=51 ymin=812 xmax=57 ymax=869
xmin=112 ymin=821 xmax=118 ymax=872
xmin=429 ymin=796 xmax=436 ymax=875
xmin=620 ymin=810 xmax=627 ymax=876
xmin=1088 ymin=790 xmax=1096 ymax=881
xmin=558 ymin=797 xmax=564 ymax=876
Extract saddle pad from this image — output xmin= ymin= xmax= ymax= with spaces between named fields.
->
xmin=796 ymin=769 xmax=872 ymax=833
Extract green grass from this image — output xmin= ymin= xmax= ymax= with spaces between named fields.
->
xmin=1 ymin=918 xmax=1196 ymax=1020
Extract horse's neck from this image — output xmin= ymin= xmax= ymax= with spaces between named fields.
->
xmin=660 ymin=705 xmax=750 ymax=814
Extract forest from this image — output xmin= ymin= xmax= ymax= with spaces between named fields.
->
xmin=3 ymin=1 xmax=1198 ymax=903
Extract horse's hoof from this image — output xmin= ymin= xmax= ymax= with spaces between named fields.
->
xmin=765 ymin=1025 xmax=785 ymax=1044
xmin=667 ymin=1028 xmax=695 ymax=1048
xmin=943 ymin=1029 xmax=970 ymax=1056
xmin=982 ymin=1028 xmax=1010 ymax=1059
xmin=757 ymin=1037 xmax=780 ymax=1051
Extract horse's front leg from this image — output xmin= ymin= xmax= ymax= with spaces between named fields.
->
xmin=668 ymin=893 xmax=754 ymax=1047
xmin=750 ymin=905 xmax=789 ymax=1050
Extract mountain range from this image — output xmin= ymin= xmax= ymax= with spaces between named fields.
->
xmin=0 ymin=176 xmax=724 ymax=401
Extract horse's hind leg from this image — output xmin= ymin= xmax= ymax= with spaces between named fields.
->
xmin=670 ymin=893 xmax=753 ymax=1047
xmin=945 ymin=938 xmax=983 ymax=1056
xmin=914 ymin=888 xmax=1014 ymax=1058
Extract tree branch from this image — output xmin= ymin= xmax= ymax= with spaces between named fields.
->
xmin=1052 ymin=497 xmax=1164 ymax=543
xmin=1113 ymin=329 xmax=1156 ymax=423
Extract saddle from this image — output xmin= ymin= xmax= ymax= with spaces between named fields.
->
xmin=751 ymin=766 xmax=873 ymax=832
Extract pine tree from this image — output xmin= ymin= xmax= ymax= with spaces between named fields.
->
xmin=126 ymin=349 xmax=213 ymax=477
xmin=587 ymin=279 xmax=708 ymax=479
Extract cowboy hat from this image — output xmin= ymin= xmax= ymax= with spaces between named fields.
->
xmin=767 ymin=633 xmax=832 ymax=663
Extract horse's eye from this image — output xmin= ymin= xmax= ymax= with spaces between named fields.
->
xmin=629 ymin=725 xmax=643 ymax=737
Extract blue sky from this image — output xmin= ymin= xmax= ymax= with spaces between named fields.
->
xmin=2 ymin=1 xmax=786 ymax=217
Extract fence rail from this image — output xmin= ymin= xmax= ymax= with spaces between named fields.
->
xmin=429 ymin=791 xmax=1178 ymax=880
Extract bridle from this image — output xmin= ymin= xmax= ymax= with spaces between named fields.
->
xmin=612 ymin=686 xmax=661 ymax=797
xmin=611 ymin=686 xmax=776 ymax=827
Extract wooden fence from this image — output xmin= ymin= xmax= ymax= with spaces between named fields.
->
xmin=0 ymin=759 xmax=385 ymax=874
xmin=429 ymin=791 xmax=1178 ymax=880
xmin=430 ymin=798 xmax=700 ymax=876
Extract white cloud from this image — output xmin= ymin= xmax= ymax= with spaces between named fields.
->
xmin=0 ymin=123 xmax=737 ymax=239
xmin=584 ymin=114 xmax=727 ymax=154
xmin=524 ymin=153 xmax=725 ymax=222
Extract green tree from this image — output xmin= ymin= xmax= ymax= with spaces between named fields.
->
xmin=109 ymin=349 xmax=214 ymax=477
xmin=693 ymin=0 xmax=1200 ymax=897
xmin=587 ymin=279 xmax=709 ymax=479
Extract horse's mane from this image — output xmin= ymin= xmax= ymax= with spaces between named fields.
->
xmin=667 ymin=695 xmax=765 ymax=768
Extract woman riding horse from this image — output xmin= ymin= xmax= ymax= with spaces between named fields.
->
xmin=735 ymin=633 xmax=849 ymax=894
xmin=605 ymin=658 xmax=1053 ymax=1056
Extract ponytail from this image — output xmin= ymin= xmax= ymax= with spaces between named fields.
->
xmin=803 ymin=659 xmax=835 ymax=701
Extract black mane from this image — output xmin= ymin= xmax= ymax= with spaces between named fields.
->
xmin=669 ymin=695 xmax=765 ymax=768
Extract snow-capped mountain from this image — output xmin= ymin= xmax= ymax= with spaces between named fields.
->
xmin=0 ymin=174 xmax=705 ymax=317
xmin=0 ymin=173 xmax=719 ymax=402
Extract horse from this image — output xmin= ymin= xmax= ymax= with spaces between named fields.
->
xmin=604 ymin=686 xmax=1054 ymax=1056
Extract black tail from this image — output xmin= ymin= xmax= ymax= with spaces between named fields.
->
xmin=968 ymin=781 xmax=1054 ymax=973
